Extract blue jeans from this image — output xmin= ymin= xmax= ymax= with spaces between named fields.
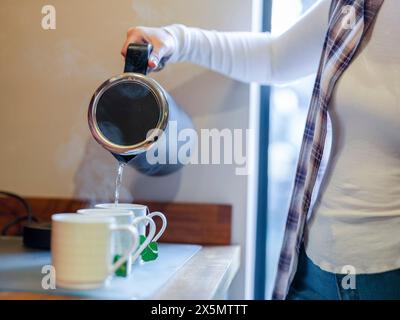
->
xmin=286 ymin=246 xmax=400 ymax=300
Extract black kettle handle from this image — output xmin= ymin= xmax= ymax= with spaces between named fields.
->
xmin=124 ymin=43 xmax=153 ymax=75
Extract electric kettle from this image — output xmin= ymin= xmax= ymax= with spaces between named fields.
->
xmin=88 ymin=43 xmax=194 ymax=176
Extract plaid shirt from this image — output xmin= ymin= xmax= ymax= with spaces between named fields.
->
xmin=272 ymin=0 xmax=385 ymax=300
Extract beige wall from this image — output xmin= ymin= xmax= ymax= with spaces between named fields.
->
xmin=0 ymin=0 xmax=257 ymax=298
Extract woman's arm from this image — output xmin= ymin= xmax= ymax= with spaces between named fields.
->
xmin=121 ymin=0 xmax=330 ymax=85
xmin=164 ymin=0 xmax=330 ymax=84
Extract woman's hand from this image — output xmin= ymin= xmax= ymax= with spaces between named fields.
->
xmin=121 ymin=26 xmax=176 ymax=71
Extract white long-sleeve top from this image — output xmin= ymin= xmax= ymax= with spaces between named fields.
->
xmin=165 ymin=0 xmax=330 ymax=85
xmin=164 ymin=0 xmax=400 ymax=275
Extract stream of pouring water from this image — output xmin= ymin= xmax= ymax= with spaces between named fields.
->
xmin=114 ymin=162 xmax=126 ymax=204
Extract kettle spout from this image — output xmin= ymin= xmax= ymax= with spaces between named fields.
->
xmin=111 ymin=153 xmax=136 ymax=164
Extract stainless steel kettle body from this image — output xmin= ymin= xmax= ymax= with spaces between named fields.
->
xmin=88 ymin=43 xmax=194 ymax=176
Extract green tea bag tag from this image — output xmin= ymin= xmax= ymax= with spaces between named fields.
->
xmin=113 ymin=255 xmax=128 ymax=277
xmin=140 ymin=235 xmax=158 ymax=262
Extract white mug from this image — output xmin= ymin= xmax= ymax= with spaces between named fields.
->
xmin=51 ymin=213 xmax=138 ymax=289
xmin=77 ymin=208 xmax=156 ymax=267
xmin=95 ymin=203 xmax=167 ymax=242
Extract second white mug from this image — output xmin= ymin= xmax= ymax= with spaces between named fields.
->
xmin=95 ymin=203 xmax=167 ymax=242
xmin=77 ymin=208 xmax=156 ymax=271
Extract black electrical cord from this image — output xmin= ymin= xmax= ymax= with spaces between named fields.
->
xmin=0 ymin=191 xmax=36 ymax=236
xmin=2 ymin=215 xmax=39 ymax=236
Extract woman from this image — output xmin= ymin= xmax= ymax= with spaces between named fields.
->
xmin=121 ymin=0 xmax=400 ymax=300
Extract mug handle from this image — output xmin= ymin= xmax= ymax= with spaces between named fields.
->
xmin=109 ymin=225 xmax=139 ymax=274
xmin=147 ymin=211 xmax=167 ymax=242
xmin=131 ymin=216 xmax=156 ymax=262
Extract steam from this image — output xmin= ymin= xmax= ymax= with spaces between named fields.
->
xmin=73 ymin=139 xmax=134 ymax=207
